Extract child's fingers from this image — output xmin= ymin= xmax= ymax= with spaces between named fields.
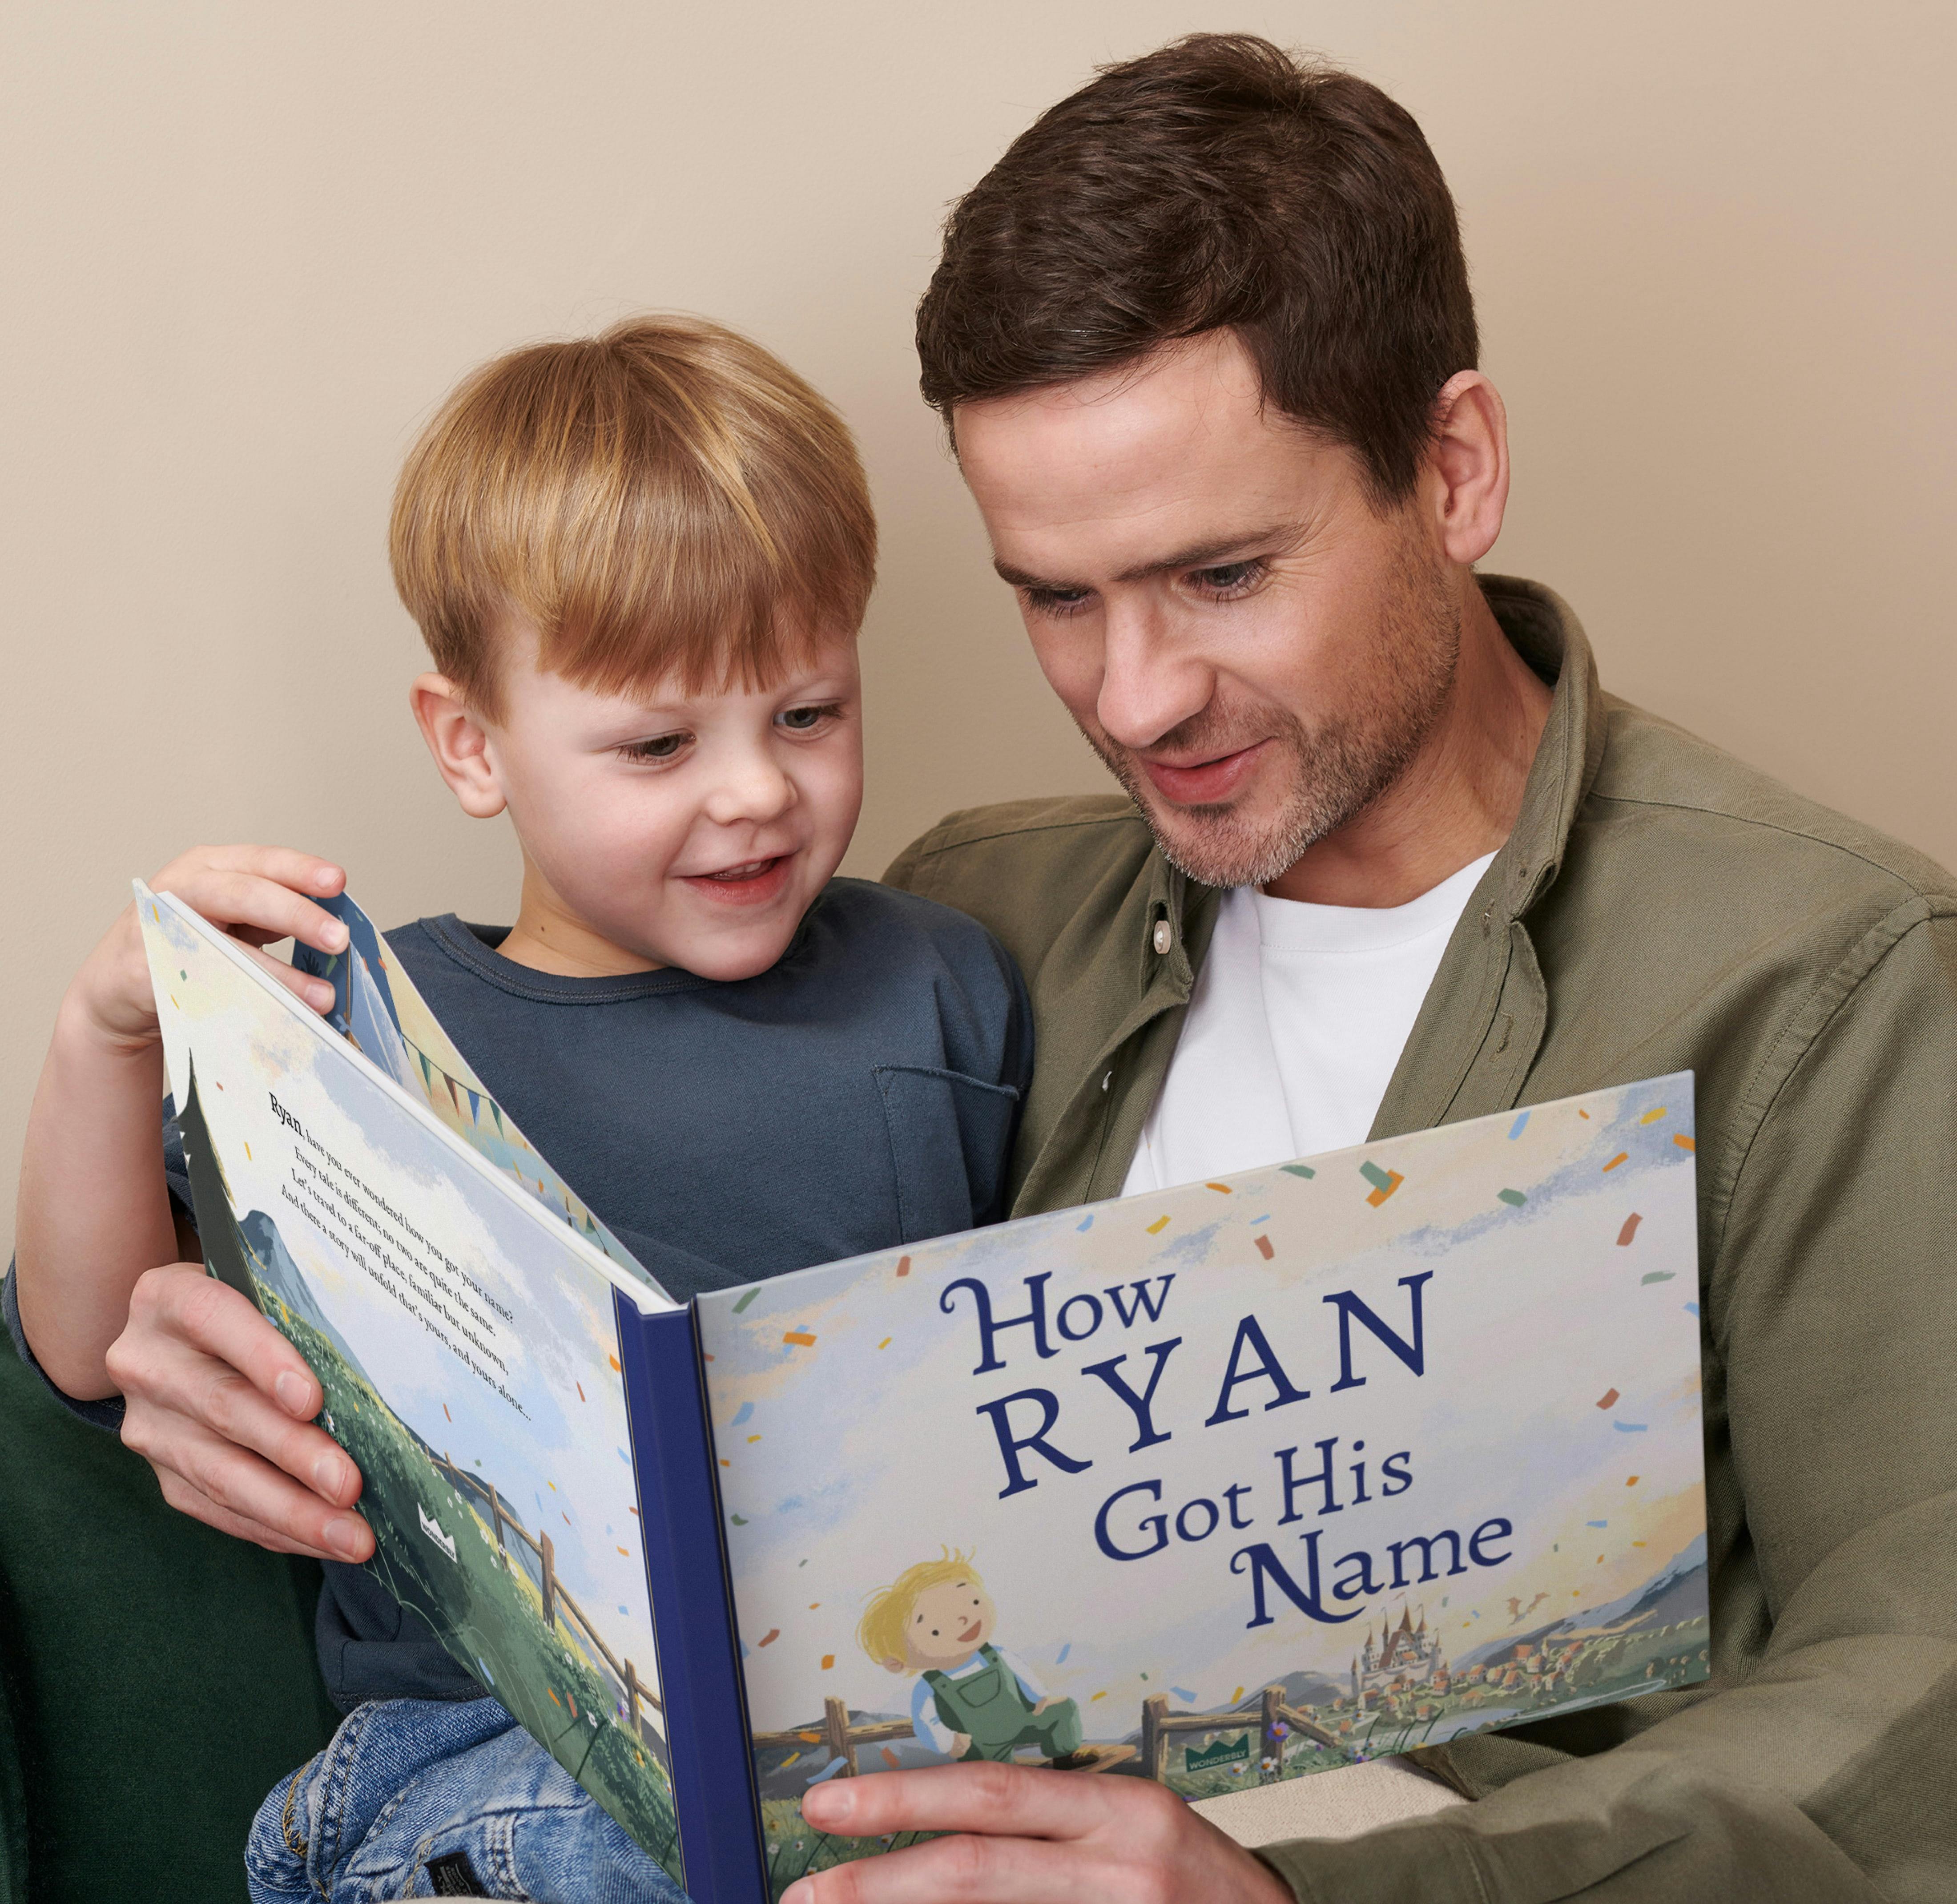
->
xmin=151 ymin=849 xmax=350 ymax=956
xmin=234 ymin=937 xmax=340 ymax=1015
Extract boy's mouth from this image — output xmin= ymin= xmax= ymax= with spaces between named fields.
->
xmin=681 ymin=854 xmax=796 ymax=906
xmin=957 ymin=1619 xmax=982 ymax=1643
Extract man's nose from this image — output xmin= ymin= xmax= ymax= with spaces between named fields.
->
xmin=1094 ymin=601 xmax=1216 ymax=751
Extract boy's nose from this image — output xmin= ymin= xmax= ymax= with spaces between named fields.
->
xmin=701 ymin=751 xmax=797 ymax=828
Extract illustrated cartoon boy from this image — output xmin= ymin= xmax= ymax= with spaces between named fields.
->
xmin=860 ymin=1553 xmax=1091 ymax=1767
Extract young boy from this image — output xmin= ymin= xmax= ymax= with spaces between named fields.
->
xmin=10 ymin=316 xmax=1031 ymax=1901
xmin=859 ymin=1553 xmax=1089 ymax=1768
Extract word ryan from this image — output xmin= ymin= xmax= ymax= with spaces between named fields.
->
xmin=941 ymin=1269 xmax=1517 ymax=1631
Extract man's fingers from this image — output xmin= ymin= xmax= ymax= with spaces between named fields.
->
xmin=801 ymin=1763 xmax=1133 ymax=1846
xmin=133 ymin=1266 xmax=323 ymax=1419
xmin=151 ymin=1462 xmax=346 ymax=1561
xmin=786 ymin=1828 xmax=1100 ymax=1904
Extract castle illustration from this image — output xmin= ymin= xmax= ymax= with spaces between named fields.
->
xmin=1351 ymin=1607 xmax=1447 ymax=1702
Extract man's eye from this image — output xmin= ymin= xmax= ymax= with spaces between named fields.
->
xmin=1023 ymin=586 xmax=1094 ymax=618
xmin=618 ymin=732 xmax=689 ymax=762
xmin=1190 ymin=560 xmax=1263 ymax=595
xmin=777 ymin=702 xmax=842 ymax=733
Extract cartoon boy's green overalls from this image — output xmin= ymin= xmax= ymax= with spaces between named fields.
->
xmin=923 ymin=1645 xmax=1084 ymax=1763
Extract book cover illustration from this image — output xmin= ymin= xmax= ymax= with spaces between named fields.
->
xmin=135 ymin=888 xmax=686 ymax=1884
xmin=288 ymin=894 xmax=650 ymax=1283
xmin=699 ymin=1077 xmax=1707 ymax=1897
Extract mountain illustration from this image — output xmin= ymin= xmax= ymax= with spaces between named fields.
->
xmin=238 ymin=1206 xmax=371 ymax=1384
xmin=1460 ymin=1534 xmax=1708 ymax=1669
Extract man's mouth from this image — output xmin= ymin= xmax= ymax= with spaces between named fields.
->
xmin=1139 ymin=738 xmax=1268 ymax=808
xmin=679 ymin=854 xmax=796 ymax=905
xmin=957 ymin=1620 xmax=983 ymax=1644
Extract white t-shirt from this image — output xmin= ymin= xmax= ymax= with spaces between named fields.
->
xmin=1121 ymin=854 xmax=1496 ymax=1194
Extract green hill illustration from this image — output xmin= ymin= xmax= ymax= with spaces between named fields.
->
xmin=171 ymin=1058 xmax=681 ymax=1880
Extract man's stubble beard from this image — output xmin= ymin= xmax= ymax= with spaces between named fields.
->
xmin=1079 ymin=539 xmax=1464 ymax=891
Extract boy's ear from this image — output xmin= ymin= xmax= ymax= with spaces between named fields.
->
xmin=881 ymin=1656 xmax=906 ymax=1674
xmin=411 ymin=674 xmax=506 ymax=820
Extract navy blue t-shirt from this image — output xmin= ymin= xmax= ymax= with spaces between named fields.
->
xmin=9 ymin=878 xmax=1031 ymax=1709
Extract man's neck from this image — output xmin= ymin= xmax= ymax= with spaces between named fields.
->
xmin=1263 ymin=580 xmax=1552 ymax=909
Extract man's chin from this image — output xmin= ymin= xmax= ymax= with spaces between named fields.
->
xmin=1131 ymin=795 xmax=1309 ymax=892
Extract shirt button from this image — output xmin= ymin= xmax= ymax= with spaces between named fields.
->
xmin=1152 ymin=920 xmax=1173 ymax=955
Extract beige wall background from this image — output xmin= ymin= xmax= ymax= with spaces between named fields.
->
xmin=4 ymin=1 xmax=1953 ymax=1260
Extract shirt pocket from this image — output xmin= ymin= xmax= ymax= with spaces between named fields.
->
xmin=874 ymin=1064 xmax=1021 ymax=1244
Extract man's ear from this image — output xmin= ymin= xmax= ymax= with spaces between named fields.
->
xmin=410 ymin=674 xmax=506 ymax=819
xmin=1422 ymin=370 xmax=1510 ymax=568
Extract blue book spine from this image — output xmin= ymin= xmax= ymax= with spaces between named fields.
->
xmin=615 ymin=1293 xmax=767 ymax=1904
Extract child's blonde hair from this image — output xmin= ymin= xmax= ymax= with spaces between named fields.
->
xmin=390 ymin=313 xmax=876 ymax=718
xmin=858 ymin=1549 xmax=982 ymax=1666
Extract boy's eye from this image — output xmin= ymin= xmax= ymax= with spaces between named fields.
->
xmin=777 ymin=702 xmax=843 ymax=734
xmin=618 ymin=732 xmax=691 ymax=762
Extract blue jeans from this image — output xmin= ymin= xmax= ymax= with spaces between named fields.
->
xmin=246 ymin=1696 xmax=690 ymax=1902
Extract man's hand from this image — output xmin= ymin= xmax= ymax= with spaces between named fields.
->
xmin=781 ymin=1763 xmax=1293 ymax=1904
xmin=108 ymin=1265 xmax=374 ymax=1562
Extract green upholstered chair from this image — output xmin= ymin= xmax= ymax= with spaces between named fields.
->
xmin=0 ymin=1310 xmax=339 ymax=1902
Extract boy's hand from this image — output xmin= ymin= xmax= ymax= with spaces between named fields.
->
xmin=782 ymin=1764 xmax=1294 ymax=1904
xmin=108 ymin=1265 xmax=374 ymax=1562
xmin=78 ymin=845 xmax=350 ymax=1049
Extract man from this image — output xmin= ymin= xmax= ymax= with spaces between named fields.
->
xmin=786 ymin=32 xmax=1957 ymax=1904
xmin=82 ymin=32 xmax=1953 ymax=1904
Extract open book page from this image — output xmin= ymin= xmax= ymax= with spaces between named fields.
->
xmin=135 ymin=885 xmax=685 ymax=1884
xmin=288 ymin=893 xmax=657 ymax=1290
xmin=697 ymin=1076 xmax=1706 ymax=1900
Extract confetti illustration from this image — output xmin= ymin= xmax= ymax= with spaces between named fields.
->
xmin=1614 ymin=1421 xmax=1649 ymax=1433
xmin=1077 ymin=1215 xmax=1094 ymax=1231
xmin=732 ymin=1402 xmax=754 ymax=1427
xmin=1617 ymin=1214 xmax=1643 ymax=1246
xmin=758 ymin=1629 xmax=781 ymax=1647
xmin=1595 ymin=1388 xmax=1620 ymax=1409
xmin=1508 ymin=1111 xmax=1531 ymax=1139
xmin=1639 ymin=1107 xmax=1668 ymax=1125
xmin=783 ymin=1331 xmax=817 ymax=1347
xmin=1253 ymin=1235 xmax=1275 ymax=1260
xmin=1603 ymin=1152 xmax=1629 ymax=1172
xmin=731 ymin=1287 xmax=760 ymax=1315
xmin=1641 ymin=1272 xmax=1675 ymax=1286
xmin=1147 ymin=1215 xmax=1171 ymax=1234
xmin=1359 ymin=1161 xmax=1404 ymax=1206
xmin=895 ymin=1255 xmax=911 ymax=1277
xmin=1673 ymin=1134 xmax=1695 ymax=1152
xmin=1206 ymin=1182 xmax=1234 ymax=1194
xmin=1280 ymin=1163 xmax=1316 ymax=1179
xmin=1497 ymin=1188 xmax=1526 ymax=1207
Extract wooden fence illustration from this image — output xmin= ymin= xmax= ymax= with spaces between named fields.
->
xmin=1141 ymin=1685 xmax=1337 ymax=1783
xmin=753 ymin=1697 xmax=914 ymax=1777
xmin=430 ymin=1451 xmax=663 ymax=1739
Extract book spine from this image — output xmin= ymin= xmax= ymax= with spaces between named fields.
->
xmin=616 ymin=1294 xmax=768 ymax=1904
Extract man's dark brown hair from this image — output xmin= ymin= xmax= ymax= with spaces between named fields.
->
xmin=916 ymin=34 xmax=1477 ymax=504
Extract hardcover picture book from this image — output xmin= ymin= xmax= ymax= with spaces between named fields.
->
xmin=137 ymin=881 xmax=1710 ymax=1903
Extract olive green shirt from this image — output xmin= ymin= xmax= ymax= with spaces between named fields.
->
xmin=883 ymin=577 xmax=1957 ymax=1903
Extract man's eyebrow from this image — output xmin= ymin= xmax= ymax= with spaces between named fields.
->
xmin=992 ymin=523 xmax=1300 ymax=593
